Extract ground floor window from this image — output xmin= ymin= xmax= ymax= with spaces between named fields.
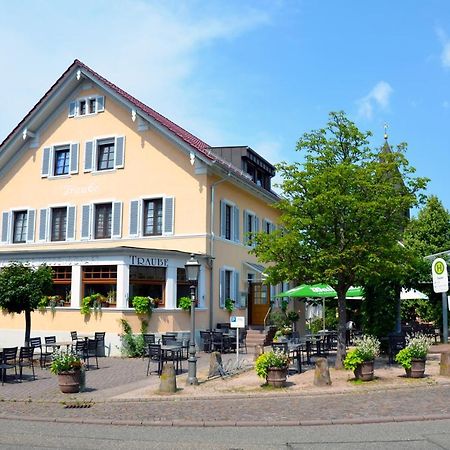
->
xmin=48 ymin=266 xmax=72 ymax=306
xmin=82 ymin=265 xmax=117 ymax=306
xmin=129 ymin=266 xmax=166 ymax=307
xmin=176 ymin=267 xmax=191 ymax=307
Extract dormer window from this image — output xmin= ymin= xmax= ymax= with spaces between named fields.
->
xmin=68 ymin=96 xmax=105 ymax=118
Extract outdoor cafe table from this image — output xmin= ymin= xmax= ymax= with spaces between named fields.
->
xmin=45 ymin=341 xmax=73 ymax=352
xmin=160 ymin=344 xmax=183 ymax=374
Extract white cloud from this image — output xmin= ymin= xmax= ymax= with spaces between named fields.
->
xmin=0 ymin=1 xmax=270 ymax=143
xmin=357 ymin=81 xmax=393 ymax=120
xmin=436 ymin=27 xmax=450 ymax=68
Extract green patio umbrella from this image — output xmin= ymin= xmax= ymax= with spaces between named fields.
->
xmin=276 ymin=284 xmax=364 ymax=330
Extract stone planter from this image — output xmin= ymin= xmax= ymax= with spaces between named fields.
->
xmin=266 ymin=366 xmax=288 ymax=387
xmin=354 ymin=360 xmax=374 ymax=381
xmin=406 ymin=358 xmax=426 ymax=378
xmin=57 ymin=370 xmax=81 ymax=393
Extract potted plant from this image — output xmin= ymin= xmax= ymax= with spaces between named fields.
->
xmin=132 ymin=296 xmax=156 ymax=316
xmin=255 ymin=349 xmax=290 ymax=387
xmin=273 ymin=326 xmax=292 ymax=342
xmin=178 ymin=296 xmax=192 ymax=311
xmin=225 ymin=298 xmax=235 ymax=313
xmin=343 ymin=334 xmax=380 ymax=381
xmin=50 ymin=350 xmax=83 ymax=393
xmin=395 ymin=333 xmax=433 ymax=378
xmin=80 ymin=293 xmax=103 ymax=315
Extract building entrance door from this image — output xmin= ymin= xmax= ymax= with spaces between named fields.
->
xmin=249 ymin=282 xmax=270 ymax=326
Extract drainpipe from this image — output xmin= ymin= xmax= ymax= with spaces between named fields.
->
xmin=209 ymin=173 xmax=230 ymax=330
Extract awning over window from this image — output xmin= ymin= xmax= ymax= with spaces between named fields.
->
xmin=244 ymin=262 xmax=267 ymax=279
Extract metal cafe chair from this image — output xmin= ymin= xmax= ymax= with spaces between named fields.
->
xmin=29 ymin=337 xmax=44 ymax=368
xmin=0 ymin=347 xmax=18 ymax=385
xmin=147 ymin=344 xmax=163 ymax=376
xmin=17 ymin=346 xmax=36 ymax=381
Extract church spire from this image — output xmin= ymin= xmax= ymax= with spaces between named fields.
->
xmin=382 ymin=123 xmax=391 ymax=153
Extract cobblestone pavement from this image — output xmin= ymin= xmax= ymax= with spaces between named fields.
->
xmin=1 ymin=350 xmax=450 ymax=427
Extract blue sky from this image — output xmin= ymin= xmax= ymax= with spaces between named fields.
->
xmin=1 ymin=1 xmax=450 ymax=211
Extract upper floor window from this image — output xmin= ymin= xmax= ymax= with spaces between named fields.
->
xmin=220 ymin=200 xmax=240 ymax=242
xmin=143 ymin=199 xmax=163 ymax=236
xmin=94 ymin=203 xmax=112 ymax=239
xmin=262 ymin=219 xmax=275 ymax=234
xmin=81 ymin=202 xmax=122 ymax=240
xmin=243 ymin=210 xmax=259 ymax=246
xmin=51 ymin=207 xmax=67 ymax=241
xmin=13 ymin=211 xmax=28 ymax=243
xmin=97 ymin=139 xmax=115 ymax=171
xmin=128 ymin=197 xmax=174 ymax=237
xmin=68 ymin=96 xmax=105 ymax=118
xmin=84 ymin=136 xmax=125 ymax=173
xmin=41 ymin=143 xmax=79 ymax=178
xmin=54 ymin=146 xmax=70 ymax=176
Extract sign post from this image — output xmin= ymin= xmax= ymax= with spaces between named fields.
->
xmin=432 ymin=258 xmax=449 ymax=343
xmin=230 ymin=315 xmax=245 ymax=365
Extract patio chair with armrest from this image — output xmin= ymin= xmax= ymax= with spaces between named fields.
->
xmin=94 ymin=332 xmax=108 ymax=357
xmin=0 ymin=347 xmax=18 ymax=385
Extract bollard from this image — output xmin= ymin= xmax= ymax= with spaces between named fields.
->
xmin=208 ymin=352 xmax=223 ymax=378
xmin=314 ymin=357 xmax=332 ymax=386
xmin=159 ymin=363 xmax=177 ymax=393
xmin=440 ymin=352 xmax=450 ymax=376
xmin=254 ymin=344 xmax=264 ymax=361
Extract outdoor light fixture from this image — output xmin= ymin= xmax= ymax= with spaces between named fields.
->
xmin=184 ymin=253 xmax=201 ymax=385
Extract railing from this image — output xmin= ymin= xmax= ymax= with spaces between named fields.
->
xmin=263 ymin=305 xmax=272 ymax=329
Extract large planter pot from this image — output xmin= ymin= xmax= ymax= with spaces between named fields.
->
xmin=354 ymin=360 xmax=375 ymax=381
xmin=406 ymin=358 xmax=426 ymax=378
xmin=266 ymin=367 xmax=288 ymax=387
xmin=57 ymin=370 xmax=81 ymax=393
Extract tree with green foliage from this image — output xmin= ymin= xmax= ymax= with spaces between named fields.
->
xmin=252 ymin=111 xmax=428 ymax=368
xmin=0 ymin=262 xmax=53 ymax=345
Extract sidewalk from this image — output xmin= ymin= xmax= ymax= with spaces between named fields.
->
xmin=1 ymin=347 xmax=450 ymax=427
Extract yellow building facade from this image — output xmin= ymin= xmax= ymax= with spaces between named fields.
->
xmin=0 ymin=60 xmax=280 ymax=353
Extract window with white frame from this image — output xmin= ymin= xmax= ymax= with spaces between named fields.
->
xmin=219 ymin=267 xmax=240 ymax=308
xmin=41 ymin=143 xmax=79 ymax=178
xmin=81 ymin=202 xmax=122 ymax=240
xmin=128 ymin=197 xmax=174 ymax=237
xmin=0 ymin=209 xmax=36 ymax=244
xmin=83 ymin=136 xmax=125 ymax=173
xmin=263 ymin=218 xmax=276 ymax=234
xmin=38 ymin=206 xmax=76 ymax=242
xmin=220 ymin=200 xmax=240 ymax=242
xmin=68 ymin=96 xmax=105 ymax=118
xmin=243 ymin=210 xmax=259 ymax=246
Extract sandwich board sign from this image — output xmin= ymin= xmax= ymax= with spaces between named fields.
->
xmin=432 ymin=258 xmax=449 ymax=293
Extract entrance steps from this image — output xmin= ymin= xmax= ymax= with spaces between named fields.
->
xmin=246 ymin=326 xmax=274 ymax=348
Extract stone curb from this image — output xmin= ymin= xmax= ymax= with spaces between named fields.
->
xmin=2 ymin=413 xmax=450 ymax=428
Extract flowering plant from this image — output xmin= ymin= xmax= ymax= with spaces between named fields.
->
xmin=255 ymin=349 xmax=290 ymax=379
xmin=395 ymin=333 xmax=433 ymax=369
xmin=50 ymin=350 xmax=83 ymax=374
xmin=343 ymin=335 xmax=380 ymax=371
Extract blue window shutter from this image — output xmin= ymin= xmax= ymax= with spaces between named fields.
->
xmin=234 ymin=271 xmax=240 ymax=307
xmin=96 ymin=96 xmax=105 ymax=113
xmin=219 ymin=269 xmax=225 ymax=308
xmin=67 ymin=206 xmax=76 ymax=240
xmin=68 ymin=101 xmax=76 ymax=117
xmin=38 ymin=208 xmax=47 ymax=241
xmin=41 ymin=147 xmax=51 ymax=177
xmin=114 ymin=136 xmax=125 ymax=169
xmin=233 ymin=206 xmax=240 ymax=242
xmin=163 ymin=196 xmax=174 ymax=235
xmin=70 ymin=143 xmax=79 ymax=174
xmin=1 ymin=212 xmax=10 ymax=243
xmin=243 ymin=210 xmax=249 ymax=244
xmin=112 ymin=202 xmax=122 ymax=238
xmin=81 ymin=204 xmax=91 ymax=240
xmin=255 ymin=216 xmax=260 ymax=233
xmin=129 ymin=200 xmax=139 ymax=236
xmin=84 ymin=141 xmax=94 ymax=172
xmin=262 ymin=219 xmax=268 ymax=234
xmin=220 ymin=200 xmax=226 ymax=238
xmin=26 ymin=209 xmax=36 ymax=242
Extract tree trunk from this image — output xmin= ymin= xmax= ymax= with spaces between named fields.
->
xmin=24 ymin=309 xmax=31 ymax=346
xmin=335 ymin=292 xmax=347 ymax=369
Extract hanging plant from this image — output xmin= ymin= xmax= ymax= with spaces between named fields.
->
xmin=80 ymin=293 xmax=103 ymax=315
xmin=178 ymin=296 xmax=192 ymax=311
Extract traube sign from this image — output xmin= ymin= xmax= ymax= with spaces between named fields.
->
xmin=130 ymin=256 xmax=168 ymax=267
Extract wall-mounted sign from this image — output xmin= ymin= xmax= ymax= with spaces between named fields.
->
xmin=130 ymin=256 xmax=169 ymax=267
xmin=432 ymin=257 xmax=449 ymax=293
